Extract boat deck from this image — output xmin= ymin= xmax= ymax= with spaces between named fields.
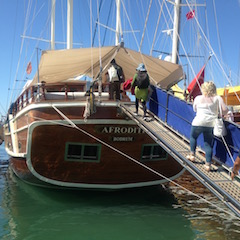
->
xmin=120 ymin=102 xmax=240 ymax=218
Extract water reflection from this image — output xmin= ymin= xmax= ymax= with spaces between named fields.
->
xmin=1 ymin=142 xmax=240 ymax=239
xmin=1 ymin=166 xmax=194 ymax=240
xmin=168 ymin=171 xmax=240 ymax=239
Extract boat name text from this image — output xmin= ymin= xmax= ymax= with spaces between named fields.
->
xmin=112 ymin=137 xmax=134 ymax=142
xmin=101 ymin=126 xmax=144 ymax=134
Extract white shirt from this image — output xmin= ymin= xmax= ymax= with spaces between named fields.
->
xmin=192 ymin=95 xmax=227 ymax=127
xmin=108 ymin=65 xmax=119 ymax=82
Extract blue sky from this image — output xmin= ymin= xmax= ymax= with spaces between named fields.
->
xmin=0 ymin=0 xmax=240 ymax=118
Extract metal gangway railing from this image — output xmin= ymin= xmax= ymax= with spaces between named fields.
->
xmin=119 ymin=102 xmax=240 ymax=218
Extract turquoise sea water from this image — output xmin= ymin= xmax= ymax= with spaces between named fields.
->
xmin=0 ymin=144 xmax=240 ymax=240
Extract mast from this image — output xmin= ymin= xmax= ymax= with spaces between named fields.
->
xmin=172 ymin=0 xmax=181 ymax=64
xmin=51 ymin=0 xmax=56 ymax=50
xmin=67 ymin=0 xmax=73 ymax=49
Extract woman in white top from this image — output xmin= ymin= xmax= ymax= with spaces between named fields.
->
xmin=187 ymin=81 xmax=228 ymax=171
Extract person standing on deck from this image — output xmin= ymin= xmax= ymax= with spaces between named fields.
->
xmin=107 ymin=59 xmax=125 ymax=100
xmin=186 ymin=81 xmax=228 ymax=171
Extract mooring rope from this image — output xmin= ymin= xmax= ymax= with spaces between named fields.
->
xmin=49 ymin=104 xmax=239 ymax=219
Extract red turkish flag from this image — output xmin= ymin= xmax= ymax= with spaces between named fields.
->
xmin=187 ymin=65 xmax=205 ymax=100
xmin=26 ymin=62 xmax=32 ymax=74
xmin=186 ymin=10 xmax=195 ymax=20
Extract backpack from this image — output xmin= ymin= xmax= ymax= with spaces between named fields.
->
xmin=108 ymin=65 xmax=119 ymax=82
xmin=137 ymin=72 xmax=150 ymax=89
xmin=115 ymin=65 xmax=125 ymax=83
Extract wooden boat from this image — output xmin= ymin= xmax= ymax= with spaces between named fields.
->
xmin=2 ymin=1 xmax=185 ymax=190
xmin=3 ymin=0 xmax=240 ymax=190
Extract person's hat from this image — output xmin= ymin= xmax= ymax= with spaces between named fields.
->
xmin=136 ymin=63 xmax=146 ymax=72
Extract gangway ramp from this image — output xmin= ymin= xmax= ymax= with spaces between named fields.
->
xmin=120 ymin=102 xmax=240 ymax=218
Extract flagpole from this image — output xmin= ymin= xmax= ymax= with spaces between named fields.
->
xmin=188 ymin=53 xmax=212 ymax=100
xmin=195 ymin=53 xmax=212 ymax=90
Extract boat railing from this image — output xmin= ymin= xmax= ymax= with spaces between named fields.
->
xmin=10 ymin=81 xmax=118 ymax=115
xmin=148 ymin=86 xmax=240 ymax=167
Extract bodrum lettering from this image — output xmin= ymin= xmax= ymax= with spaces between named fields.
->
xmin=101 ymin=126 xmax=144 ymax=134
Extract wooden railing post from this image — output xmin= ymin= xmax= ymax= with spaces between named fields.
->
xmin=31 ymin=86 xmax=34 ymax=103
xmin=26 ymin=89 xmax=29 ymax=105
xmin=21 ymin=95 xmax=24 ymax=109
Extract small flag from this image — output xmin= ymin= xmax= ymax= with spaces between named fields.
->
xmin=186 ymin=10 xmax=195 ymax=20
xmin=26 ymin=62 xmax=32 ymax=74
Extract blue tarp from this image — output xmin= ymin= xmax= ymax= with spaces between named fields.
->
xmin=148 ymin=86 xmax=240 ymax=167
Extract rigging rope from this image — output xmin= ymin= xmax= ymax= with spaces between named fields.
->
xmin=121 ymin=0 xmax=140 ymax=51
xmin=119 ymin=0 xmax=161 ymax=85
xmin=92 ymin=0 xmax=103 ymax=46
xmin=90 ymin=0 xmax=94 ymax=79
xmin=150 ymin=0 xmax=164 ymax=56
xmin=102 ymin=0 xmax=114 ymax=46
xmin=6 ymin=0 xmax=19 ymax=115
xmin=97 ymin=0 xmax=103 ymax=98
xmin=212 ymin=0 xmax=223 ymax=68
xmin=139 ymin=0 xmax=152 ymax=52
xmin=10 ymin=0 xmax=33 ymax=106
xmin=184 ymin=0 xmax=239 ymax=101
xmin=221 ymin=135 xmax=235 ymax=165
xmin=9 ymin=0 xmax=51 ymax=113
xmin=49 ymin=104 xmax=239 ymax=219
xmin=163 ymin=0 xmax=198 ymax=82
xmin=183 ymin=0 xmax=238 ymax=162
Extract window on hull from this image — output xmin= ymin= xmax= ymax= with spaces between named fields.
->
xmin=141 ymin=144 xmax=168 ymax=161
xmin=65 ymin=143 xmax=101 ymax=162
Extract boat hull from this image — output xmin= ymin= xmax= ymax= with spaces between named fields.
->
xmin=5 ymin=102 xmax=185 ymax=190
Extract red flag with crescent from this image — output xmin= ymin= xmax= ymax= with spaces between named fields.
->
xmin=26 ymin=62 xmax=32 ymax=74
xmin=186 ymin=10 xmax=195 ymax=20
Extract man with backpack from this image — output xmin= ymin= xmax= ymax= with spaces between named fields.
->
xmin=131 ymin=63 xmax=150 ymax=120
xmin=107 ymin=59 xmax=125 ymax=100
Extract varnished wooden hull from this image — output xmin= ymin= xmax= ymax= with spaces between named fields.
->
xmin=5 ymin=102 xmax=185 ymax=190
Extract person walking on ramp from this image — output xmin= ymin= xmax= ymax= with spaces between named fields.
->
xmin=186 ymin=81 xmax=228 ymax=171
xmin=131 ymin=63 xmax=150 ymax=120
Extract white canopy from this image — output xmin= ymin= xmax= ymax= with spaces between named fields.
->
xmin=31 ymin=45 xmax=183 ymax=89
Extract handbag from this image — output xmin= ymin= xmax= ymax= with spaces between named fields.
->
xmin=214 ymin=118 xmax=227 ymax=137
xmin=213 ymin=99 xmax=227 ymax=137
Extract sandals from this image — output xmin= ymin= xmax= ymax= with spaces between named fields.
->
xmin=186 ymin=153 xmax=212 ymax=172
xmin=186 ymin=154 xmax=195 ymax=162
xmin=204 ymin=163 xmax=211 ymax=172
